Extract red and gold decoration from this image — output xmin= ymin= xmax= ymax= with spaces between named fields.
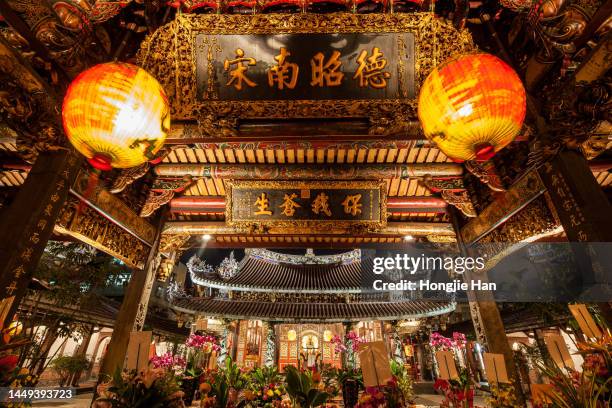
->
xmin=418 ymin=53 xmax=526 ymax=162
xmin=62 ymin=62 xmax=170 ymax=170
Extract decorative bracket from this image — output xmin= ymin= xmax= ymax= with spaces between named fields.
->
xmin=140 ymin=175 xmax=194 ymax=217
xmin=421 ymin=175 xmax=476 ymax=218
xmin=441 ymin=190 xmax=477 ymax=217
xmin=110 ymin=163 xmax=150 ymax=193
xmin=465 ymin=160 xmax=505 ymax=192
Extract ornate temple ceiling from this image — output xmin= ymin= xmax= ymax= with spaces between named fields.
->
xmin=0 ymin=0 xmax=609 ymax=253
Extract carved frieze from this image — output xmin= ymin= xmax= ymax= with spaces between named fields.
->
xmin=55 ymin=197 xmax=149 ymax=268
xmin=137 ymin=13 xmax=475 ymax=136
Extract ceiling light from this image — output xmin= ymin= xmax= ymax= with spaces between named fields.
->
xmin=404 ymin=235 xmax=414 ymax=241
xmin=202 ymin=234 xmax=212 ymax=241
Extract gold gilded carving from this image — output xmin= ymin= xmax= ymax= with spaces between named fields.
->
xmin=72 ymin=170 xmax=157 ymax=244
xmin=140 ymin=190 xmax=176 ymax=217
xmin=55 ymin=198 xmax=149 ymax=269
xmin=159 ymin=234 xmax=191 ymax=254
xmin=477 ymin=195 xmax=562 ymax=269
xmin=224 ymin=48 xmax=258 ymax=91
xmin=581 ymin=134 xmax=610 ymax=160
xmin=310 ymin=51 xmax=343 ymax=87
xmin=225 ymin=180 xmax=387 ymax=232
xmin=137 ymin=13 xmax=475 ymax=136
xmin=441 ymin=190 xmax=476 ymax=218
xmin=464 ymin=160 xmax=505 ymax=192
xmin=461 ymin=170 xmax=546 ymax=244
xmin=110 ymin=163 xmax=150 ymax=194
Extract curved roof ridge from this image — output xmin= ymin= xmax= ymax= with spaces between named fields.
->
xmin=191 ymin=256 xmax=377 ymax=293
xmin=171 ymin=296 xmax=456 ymax=322
xmin=245 ymin=248 xmax=361 ymax=266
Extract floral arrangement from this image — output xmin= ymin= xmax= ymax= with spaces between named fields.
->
xmin=184 ymin=334 xmax=220 ymax=378
xmin=331 ymin=331 xmax=365 ymax=370
xmin=94 ymin=368 xmax=184 ymax=408
xmin=452 ymin=333 xmax=467 ymax=348
xmin=486 ymin=383 xmax=522 ymax=408
xmin=330 ymin=332 xmax=364 ymax=354
xmin=534 ymin=334 xmax=612 ymax=407
xmin=356 ymin=377 xmax=405 ymax=408
xmin=244 ymin=382 xmax=285 ymax=407
xmin=150 ymin=352 xmax=187 ymax=372
xmin=430 ymin=332 xmax=466 ymax=350
xmin=433 ymin=368 xmax=474 ymax=408
xmin=390 ymin=360 xmax=414 ymax=405
xmin=186 ymin=334 xmax=221 ymax=353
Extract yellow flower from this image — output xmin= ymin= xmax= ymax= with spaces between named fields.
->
xmin=274 ymin=389 xmax=281 ymax=396
xmin=267 ymin=389 xmax=274 ymax=397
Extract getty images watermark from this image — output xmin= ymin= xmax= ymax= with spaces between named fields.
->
xmin=370 ymin=254 xmax=497 ymax=293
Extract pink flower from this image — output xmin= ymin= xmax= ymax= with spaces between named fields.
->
xmin=150 ymin=352 xmax=186 ymax=369
xmin=185 ymin=334 xmax=219 ymax=352
xmin=430 ymin=332 xmax=453 ymax=350
xmin=452 ymin=332 xmax=467 ymax=348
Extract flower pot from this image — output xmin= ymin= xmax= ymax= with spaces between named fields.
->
xmin=181 ymin=376 xmax=197 ymax=407
xmin=342 ymin=378 xmax=359 ymax=408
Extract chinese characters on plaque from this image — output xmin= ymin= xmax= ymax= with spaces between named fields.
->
xmin=196 ymin=33 xmax=414 ymax=101
xmin=226 ymin=181 xmax=386 ymax=231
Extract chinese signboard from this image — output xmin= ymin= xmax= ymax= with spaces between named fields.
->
xmin=196 ymin=33 xmax=415 ymax=101
xmin=226 ymin=181 xmax=386 ymax=231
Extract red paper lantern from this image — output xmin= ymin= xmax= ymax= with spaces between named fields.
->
xmin=418 ymin=53 xmax=526 ymax=162
xmin=62 ymin=62 xmax=170 ymax=170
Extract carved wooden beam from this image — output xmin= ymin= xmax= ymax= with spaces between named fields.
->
xmin=109 ymin=163 xmax=150 ymax=194
xmin=0 ymin=0 xmax=70 ymax=83
xmin=162 ymin=221 xmax=455 ymax=236
xmin=55 ymin=197 xmax=150 ymax=269
xmin=166 ymin=121 xmax=423 ymax=145
xmin=0 ymin=36 xmax=65 ymax=161
xmin=460 ymin=170 xmax=547 ymax=244
xmin=70 ymin=170 xmax=157 ymax=245
xmin=154 ymin=163 xmax=463 ymax=178
xmin=168 ymin=196 xmax=448 ymax=214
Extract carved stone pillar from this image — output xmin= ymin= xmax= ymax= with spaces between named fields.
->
xmin=217 ymin=319 xmax=233 ymax=367
xmin=342 ymin=321 xmax=356 ymax=369
xmin=389 ymin=321 xmax=404 ymax=365
xmin=467 ymin=301 xmax=487 ymax=345
xmin=264 ymin=321 xmax=277 ymax=368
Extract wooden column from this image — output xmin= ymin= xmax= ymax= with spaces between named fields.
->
xmin=538 ymin=150 xmax=612 ymax=324
xmin=538 ymin=151 xmax=612 ymax=242
xmin=451 ymin=208 xmax=525 ymax=404
xmin=0 ymin=150 xmax=80 ymax=331
xmin=96 ymin=216 xmax=164 ymax=381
